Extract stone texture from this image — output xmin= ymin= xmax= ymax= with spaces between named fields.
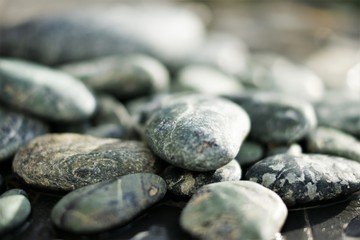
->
xmin=0 ymin=58 xmax=96 ymax=122
xmin=145 ymin=94 xmax=250 ymax=171
xmin=0 ymin=107 xmax=48 ymax=162
xmin=245 ymin=154 xmax=360 ymax=206
xmin=13 ymin=133 xmax=164 ymax=191
xmin=235 ymin=140 xmax=264 ymax=166
xmin=180 ymin=181 xmax=287 ymax=240
xmin=162 ymin=160 xmax=241 ymax=197
xmin=51 ymin=173 xmax=167 ymax=233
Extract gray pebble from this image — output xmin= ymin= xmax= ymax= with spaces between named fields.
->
xmin=145 ymin=94 xmax=250 ymax=171
xmin=235 ymin=140 xmax=265 ymax=166
xmin=180 ymin=181 xmax=287 ymax=240
xmin=266 ymin=143 xmax=302 ymax=157
xmin=245 ymin=154 xmax=360 ymax=206
xmin=51 ymin=173 xmax=167 ymax=234
xmin=13 ymin=133 xmax=164 ymax=191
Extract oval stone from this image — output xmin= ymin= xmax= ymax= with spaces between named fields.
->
xmin=13 ymin=134 xmax=164 ymax=191
xmin=235 ymin=140 xmax=264 ymax=166
xmin=0 ymin=58 xmax=96 ymax=122
xmin=162 ymin=160 xmax=241 ymax=197
xmin=245 ymin=154 xmax=360 ymax=206
xmin=51 ymin=173 xmax=167 ymax=233
xmin=180 ymin=181 xmax=287 ymax=240
xmin=145 ymin=95 xmax=250 ymax=171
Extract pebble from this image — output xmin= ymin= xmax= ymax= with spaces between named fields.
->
xmin=245 ymin=154 xmax=360 ymax=206
xmin=0 ymin=107 xmax=48 ymax=162
xmin=225 ymin=92 xmax=317 ymax=144
xmin=235 ymin=140 xmax=264 ymax=166
xmin=307 ymin=127 xmax=360 ymax=163
xmin=0 ymin=188 xmax=28 ymax=198
xmin=266 ymin=143 xmax=302 ymax=157
xmin=51 ymin=173 xmax=167 ymax=234
xmin=0 ymin=189 xmax=31 ymax=235
xmin=180 ymin=181 xmax=288 ymax=240
xmin=0 ymin=58 xmax=96 ymax=122
xmin=162 ymin=160 xmax=241 ymax=197
xmin=13 ymin=133 xmax=164 ymax=191
xmin=344 ymin=216 xmax=360 ymax=238
xmin=145 ymin=94 xmax=250 ymax=171
xmin=60 ymin=54 xmax=170 ymax=100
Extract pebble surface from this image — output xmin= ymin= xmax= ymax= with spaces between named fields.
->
xmin=235 ymin=140 xmax=264 ymax=166
xmin=145 ymin=94 xmax=250 ymax=171
xmin=180 ymin=181 xmax=288 ymax=240
xmin=13 ymin=134 xmax=164 ymax=191
xmin=51 ymin=173 xmax=167 ymax=233
xmin=246 ymin=154 xmax=360 ymax=206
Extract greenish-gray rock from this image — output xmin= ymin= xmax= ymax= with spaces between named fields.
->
xmin=0 ymin=107 xmax=48 ymax=162
xmin=85 ymin=123 xmax=131 ymax=139
xmin=0 ymin=58 xmax=96 ymax=122
xmin=0 ymin=190 xmax=31 ymax=234
xmin=145 ymin=94 xmax=250 ymax=171
xmin=235 ymin=140 xmax=264 ymax=166
xmin=307 ymin=127 xmax=360 ymax=162
xmin=266 ymin=143 xmax=302 ymax=157
xmin=245 ymin=154 xmax=360 ymax=206
xmin=180 ymin=181 xmax=287 ymax=240
xmin=0 ymin=189 xmax=28 ymax=198
xmin=51 ymin=173 xmax=167 ymax=233
xmin=163 ymin=160 xmax=241 ymax=197
xmin=13 ymin=133 xmax=164 ymax=191
xmin=60 ymin=54 xmax=169 ymax=100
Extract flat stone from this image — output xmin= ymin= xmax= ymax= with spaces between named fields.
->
xmin=266 ymin=143 xmax=302 ymax=157
xmin=60 ymin=54 xmax=169 ymax=100
xmin=0 ymin=107 xmax=48 ymax=162
xmin=180 ymin=181 xmax=287 ymax=240
xmin=13 ymin=133 xmax=164 ymax=191
xmin=0 ymin=58 xmax=96 ymax=122
xmin=307 ymin=127 xmax=360 ymax=163
xmin=51 ymin=173 xmax=167 ymax=234
xmin=225 ymin=91 xmax=317 ymax=144
xmin=245 ymin=154 xmax=360 ymax=206
xmin=162 ymin=160 xmax=241 ymax=197
xmin=235 ymin=140 xmax=264 ymax=166
xmin=145 ymin=94 xmax=250 ymax=171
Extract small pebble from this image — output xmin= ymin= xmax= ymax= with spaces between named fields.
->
xmin=235 ymin=140 xmax=265 ymax=166
xmin=266 ymin=143 xmax=302 ymax=157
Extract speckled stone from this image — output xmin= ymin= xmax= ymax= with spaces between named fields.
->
xmin=235 ymin=140 xmax=264 ymax=166
xmin=245 ymin=154 xmax=360 ymax=206
xmin=0 ymin=107 xmax=48 ymax=162
xmin=0 ymin=58 xmax=96 ymax=122
xmin=180 ymin=181 xmax=287 ymax=240
xmin=13 ymin=134 xmax=164 ymax=191
xmin=145 ymin=95 xmax=250 ymax=171
xmin=307 ymin=127 xmax=360 ymax=163
xmin=60 ymin=54 xmax=169 ymax=100
xmin=162 ymin=160 xmax=241 ymax=197
xmin=0 ymin=190 xmax=31 ymax=235
xmin=51 ymin=173 xmax=167 ymax=234
xmin=225 ymin=92 xmax=317 ymax=144
xmin=266 ymin=143 xmax=302 ymax=157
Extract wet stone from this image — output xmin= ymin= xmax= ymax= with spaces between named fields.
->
xmin=13 ymin=133 xmax=164 ymax=191
xmin=225 ymin=92 xmax=317 ymax=144
xmin=180 ymin=181 xmax=288 ymax=240
xmin=0 ymin=58 xmax=96 ymax=122
xmin=235 ymin=140 xmax=265 ymax=166
xmin=145 ymin=94 xmax=250 ymax=171
xmin=0 ymin=189 xmax=31 ymax=235
xmin=245 ymin=154 xmax=360 ymax=206
xmin=162 ymin=160 xmax=241 ymax=197
xmin=307 ymin=127 xmax=360 ymax=163
xmin=51 ymin=173 xmax=167 ymax=234
xmin=0 ymin=107 xmax=48 ymax=162
xmin=266 ymin=143 xmax=302 ymax=157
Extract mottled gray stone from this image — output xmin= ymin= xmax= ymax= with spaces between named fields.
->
xmin=60 ymin=54 xmax=169 ymax=100
xmin=0 ymin=107 xmax=48 ymax=162
xmin=180 ymin=181 xmax=287 ymax=240
xmin=235 ymin=140 xmax=264 ymax=166
xmin=51 ymin=173 xmax=167 ymax=234
xmin=0 ymin=189 xmax=28 ymax=198
xmin=245 ymin=154 xmax=360 ymax=206
xmin=225 ymin=92 xmax=317 ymax=144
xmin=266 ymin=143 xmax=302 ymax=157
xmin=13 ymin=134 xmax=164 ymax=191
xmin=0 ymin=190 xmax=31 ymax=234
xmin=163 ymin=160 xmax=241 ymax=197
xmin=0 ymin=58 xmax=96 ymax=122
xmin=145 ymin=94 xmax=250 ymax=171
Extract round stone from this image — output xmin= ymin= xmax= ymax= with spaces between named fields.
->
xmin=180 ymin=181 xmax=287 ymax=240
xmin=162 ymin=160 xmax=241 ymax=197
xmin=145 ymin=94 xmax=250 ymax=171
xmin=0 ymin=58 xmax=96 ymax=122
xmin=245 ymin=154 xmax=360 ymax=206
xmin=51 ymin=173 xmax=167 ymax=234
xmin=13 ymin=133 xmax=164 ymax=191
xmin=235 ymin=140 xmax=264 ymax=166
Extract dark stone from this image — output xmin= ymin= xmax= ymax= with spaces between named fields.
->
xmin=235 ymin=140 xmax=264 ymax=166
xmin=344 ymin=216 xmax=360 ymax=237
